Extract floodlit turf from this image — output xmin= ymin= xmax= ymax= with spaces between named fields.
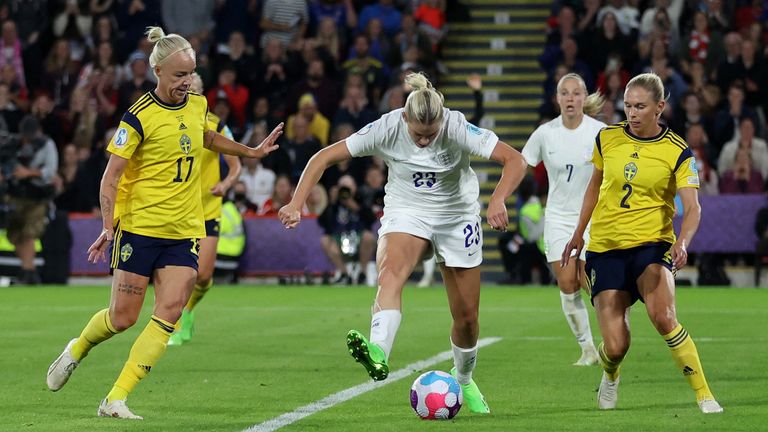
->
xmin=0 ymin=284 xmax=765 ymax=431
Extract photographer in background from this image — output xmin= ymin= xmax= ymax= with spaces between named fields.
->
xmin=5 ymin=115 xmax=58 ymax=285
xmin=319 ymin=175 xmax=377 ymax=285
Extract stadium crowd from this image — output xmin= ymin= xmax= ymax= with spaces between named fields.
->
xmin=541 ymin=0 xmax=768 ymax=195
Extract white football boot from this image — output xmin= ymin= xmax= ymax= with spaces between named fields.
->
xmin=98 ymin=399 xmax=143 ymax=420
xmin=573 ymin=346 xmax=600 ymax=366
xmin=698 ymin=398 xmax=724 ymax=414
xmin=47 ymin=338 xmax=79 ymax=391
xmin=597 ymin=372 xmax=620 ymax=410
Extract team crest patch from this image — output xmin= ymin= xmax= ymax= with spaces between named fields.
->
xmin=179 ymin=134 xmax=192 ymax=154
xmin=114 ymin=128 xmax=128 ymax=148
xmin=356 ymin=123 xmax=373 ymax=135
xmin=624 ymin=162 xmax=638 ymax=181
xmin=437 ymin=151 xmax=453 ymax=166
xmin=120 ymin=243 xmax=133 ymax=262
xmin=689 ymin=158 xmax=698 ymax=175
xmin=467 ymin=123 xmax=483 ymax=135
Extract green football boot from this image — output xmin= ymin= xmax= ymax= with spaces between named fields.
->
xmin=346 ymin=330 xmax=389 ymax=381
xmin=451 ymin=367 xmax=490 ymax=413
xmin=179 ymin=309 xmax=195 ymax=342
xmin=167 ymin=331 xmax=184 ymax=346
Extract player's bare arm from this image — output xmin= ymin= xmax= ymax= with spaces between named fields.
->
xmin=561 ymin=167 xmax=602 ymax=268
xmin=211 ymin=154 xmax=242 ymax=196
xmin=487 ymin=140 xmax=527 ymax=232
xmin=204 ymin=122 xmax=284 ymax=159
xmin=672 ymin=187 xmax=701 ymax=269
xmin=278 ymin=140 xmax=352 ymax=229
xmin=88 ymin=154 xmax=129 ymax=264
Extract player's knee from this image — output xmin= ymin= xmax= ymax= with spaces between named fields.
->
xmin=648 ymin=308 xmax=677 ymax=335
xmin=454 ymin=309 xmax=479 ymax=331
xmin=109 ymin=310 xmax=139 ymax=331
xmin=196 ymin=271 xmax=213 ymax=288
xmin=603 ymin=339 xmax=629 ymax=361
xmin=557 ymin=276 xmax=580 ymax=293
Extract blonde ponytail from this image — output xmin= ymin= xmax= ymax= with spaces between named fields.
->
xmin=404 ymin=72 xmax=445 ymax=125
xmin=145 ymin=26 xmax=194 ymax=69
xmin=583 ymin=92 xmax=606 ymax=117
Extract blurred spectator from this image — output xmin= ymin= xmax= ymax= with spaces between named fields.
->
xmin=161 ymin=0 xmax=214 ymax=42
xmin=640 ymin=0 xmax=683 ymax=39
xmin=117 ymin=51 xmax=153 ymax=113
xmin=670 ymin=92 xmax=708 ymax=137
xmin=342 ymin=34 xmax=386 ymax=106
xmin=685 ymin=61 xmax=720 ymax=114
xmin=680 ymin=10 xmax=724 ymax=77
xmin=241 ymin=96 xmax=280 ymax=145
xmin=0 ymin=20 xmax=26 ymax=90
xmin=687 ymin=124 xmax=719 ymax=195
xmin=53 ymin=143 xmax=99 ymax=212
xmin=88 ymin=14 xmax=116 ymax=50
xmin=599 ymin=68 xmax=626 ymax=123
xmin=585 ymin=11 xmax=633 ymax=73
xmin=712 ymin=84 xmax=761 ymax=152
xmin=285 ymin=58 xmax=340 ymax=120
xmin=541 ymin=37 xmax=593 ymax=94
xmin=597 ymin=0 xmax=640 ymax=37
xmin=43 ymin=39 xmax=79 ymax=107
xmin=53 ymin=0 xmax=93 ymax=48
xmin=309 ymin=0 xmax=357 ymax=38
xmin=232 ymin=179 xmax=259 ymax=214
xmin=0 ymin=82 xmax=22 ymax=132
xmin=544 ymin=5 xmax=577 ymax=48
xmin=736 ymin=39 xmax=766 ymax=108
xmin=214 ymin=187 xmax=246 ymax=284
xmin=413 ymin=0 xmax=447 ymax=53
xmin=259 ymin=0 xmax=309 ymax=49
xmin=391 ymin=14 xmax=434 ymax=70
xmin=306 ymin=183 xmax=329 ymax=216
xmin=358 ymin=0 xmax=402 ymax=38
xmin=7 ymin=1 xmax=47 ymax=89
xmin=206 ymin=63 xmax=249 ymax=130
xmin=31 ymin=93 xmax=66 ymax=147
xmin=719 ymin=147 xmax=764 ymax=194
xmin=256 ymin=37 xmax=291 ymax=114
xmin=718 ymin=117 xmax=768 ymax=178
xmin=67 ymin=86 xmax=98 ymax=150
xmin=260 ymin=174 xmax=301 ymax=215
xmin=214 ymin=31 xmax=258 ymax=90
xmin=78 ymin=40 xmax=120 ymax=88
xmin=379 ymin=83 xmax=405 ymax=114
xmin=715 ymin=31 xmax=743 ymax=92
xmin=333 ymin=83 xmax=378 ymax=131
xmin=282 ymin=114 xmax=323 ymax=182
xmin=240 ymin=128 xmax=277 ymax=211
xmin=359 ymin=18 xmax=392 ymax=64
xmin=114 ymin=0 xmax=162 ymax=60
xmin=286 ymin=93 xmax=331 ymax=146
xmin=318 ymin=175 xmax=377 ymax=285
xmin=213 ymin=0 xmax=259 ymax=45
xmin=357 ymin=164 xmax=385 ymax=216
xmin=0 ymin=63 xmax=28 ymax=111
xmin=5 ymin=115 xmax=59 ymax=285
xmin=314 ymin=17 xmax=343 ymax=63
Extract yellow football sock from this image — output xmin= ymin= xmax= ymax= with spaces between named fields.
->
xmin=70 ymin=308 xmax=119 ymax=362
xmin=598 ymin=342 xmax=622 ymax=381
xmin=664 ymin=324 xmax=713 ymax=401
xmin=185 ymin=279 xmax=212 ymax=312
xmin=106 ymin=315 xmax=174 ymax=403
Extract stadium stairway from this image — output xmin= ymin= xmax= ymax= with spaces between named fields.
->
xmin=440 ymin=0 xmax=549 ymax=283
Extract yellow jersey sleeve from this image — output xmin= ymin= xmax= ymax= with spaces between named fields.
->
xmin=108 ymin=111 xmax=144 ymax=159
xmin=592 ymin=134 xmax=604 ymax=171
xmin=674 ymin=147 xmax=700 ymax=189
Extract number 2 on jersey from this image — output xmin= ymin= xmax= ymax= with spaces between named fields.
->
xmin=173 ymin=156 xmax=194 ymax=182
xmin=620 ymin=183 xmax=633 ymax=208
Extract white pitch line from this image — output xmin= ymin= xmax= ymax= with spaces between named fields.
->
xmin=243 ymin=337 xmax=503 ymax=432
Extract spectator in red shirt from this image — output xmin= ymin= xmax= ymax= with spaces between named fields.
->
xmin=206 ymin=62 xmax=249 ymax=131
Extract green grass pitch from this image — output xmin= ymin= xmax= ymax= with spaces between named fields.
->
xmin=1 ymin=285 xmax=765 ymax=431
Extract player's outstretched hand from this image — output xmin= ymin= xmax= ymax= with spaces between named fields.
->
xmin=278 ymin=203 xmax=302 ymax=229
xmin=251 ymin=122 xmax=284 ymax=159
xmin=670 ymin=239 xmax=688 ymax=270
xmin=560 ymin=235 xmax=584 ymax=268
xmin=486 ymin=198 xmax=508 ymax=232
xmin=87 ymin=227 xmax=113 ymax=264
xmin=466 ymin=73 xmax=482 ymax=91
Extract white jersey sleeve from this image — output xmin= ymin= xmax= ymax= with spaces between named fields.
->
xmin=521 ymin=125 xmax=544 ymax=166
xmin=445 ymin=111 xmax=498 ymax=159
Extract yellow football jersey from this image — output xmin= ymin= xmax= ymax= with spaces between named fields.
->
xmin=107 ymin=91 xmax=209 ymax=239
xmin=588 ymin=122 xmax=699 ymax=253
xmin=201 ymin=112 xmax=233 ymax=220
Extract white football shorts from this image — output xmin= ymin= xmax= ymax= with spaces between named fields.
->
xmin=378 ymin=209 xmax=483 ymax=268
xmin=543 ymin=219 xmax=589 ymax=263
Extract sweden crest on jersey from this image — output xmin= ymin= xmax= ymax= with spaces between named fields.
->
xmin=624 ymin=162 xmax=638 ymax=181
xmin=179 ymin=134 xmax=192 ymax=154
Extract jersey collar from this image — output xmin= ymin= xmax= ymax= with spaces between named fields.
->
xmin=149 ymin=90 xmax=189 ymax=110
xmin=623 ymin=122 xmax=668 ymax=142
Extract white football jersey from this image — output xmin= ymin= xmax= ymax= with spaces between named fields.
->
xmin=346 ymin=108 xmax=498 ymax=216
xmin=522 ymin=115 xmax=606 ymax=223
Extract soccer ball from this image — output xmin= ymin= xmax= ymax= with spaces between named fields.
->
xmin=409 ymin=370 xmax=463 ymax=420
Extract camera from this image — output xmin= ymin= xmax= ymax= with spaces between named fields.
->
xmin=338 ymin=186 xmax=352 ymax=201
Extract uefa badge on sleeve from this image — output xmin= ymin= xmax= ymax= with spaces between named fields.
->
xmin=114 ymin=128 xmax=128 ymax=148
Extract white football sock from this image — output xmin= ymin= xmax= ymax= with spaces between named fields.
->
xmin=369 ymin=309 xmax=401 ymax=359
xmin=451 ymin=339 xmax=477 ymax=385
xmin=560 ymin=291 xmax=596 ymax=350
